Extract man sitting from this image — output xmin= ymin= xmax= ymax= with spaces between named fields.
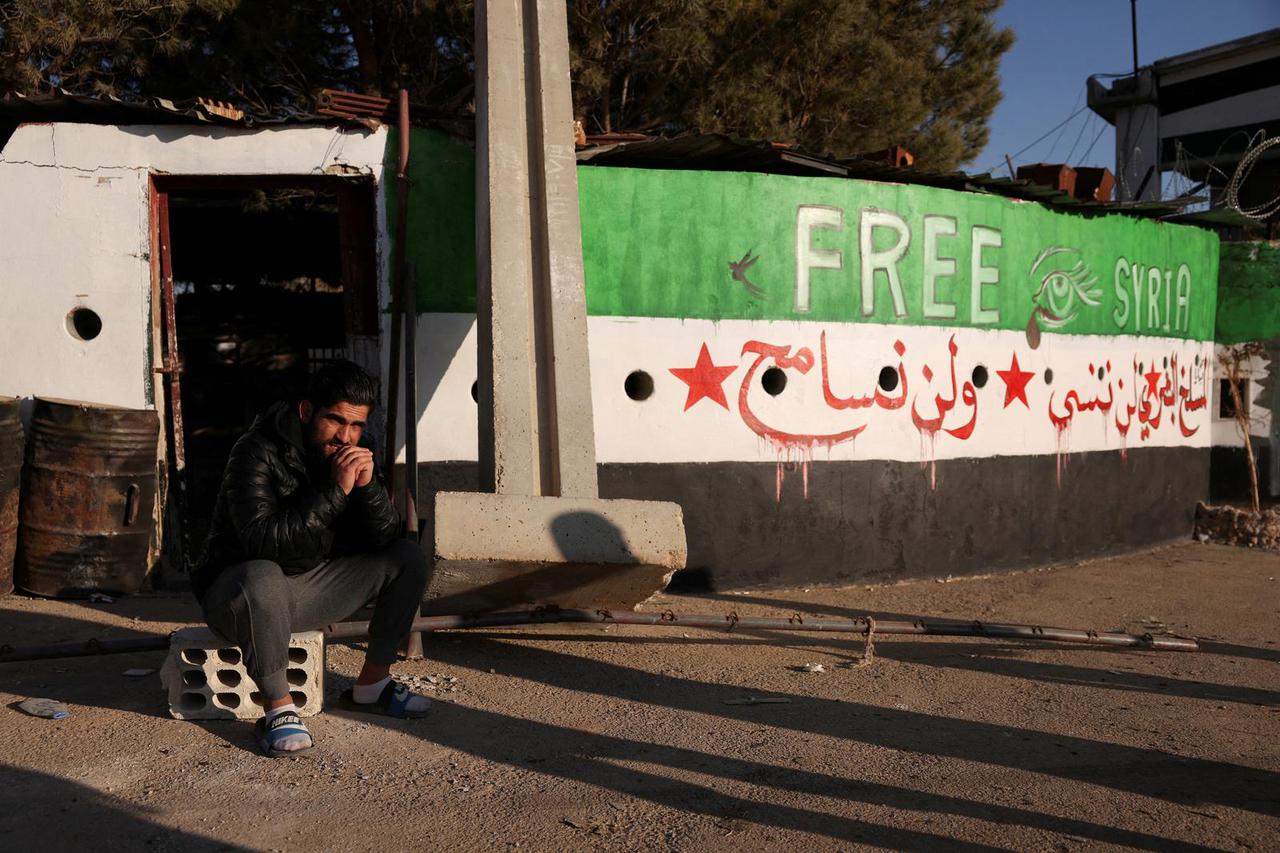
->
xmin=194 ymin=360 xmax=430 ymax=756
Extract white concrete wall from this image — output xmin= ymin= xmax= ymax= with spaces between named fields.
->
xmin=402 ymin=314 xmax=1214 ymax=466
xmin=0 ymin=122 xmax=389 ymax=410
xmin=1211 ymin=344 xmax=1271 ymax=447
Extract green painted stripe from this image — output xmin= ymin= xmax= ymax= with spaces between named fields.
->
xmin=390 ymin=129 xmax=478 ymax=314
xmin=1216 ymin=241 xmax=1280 ymax=345
xmin=394 ymin=129 xmax=1219 ymax=341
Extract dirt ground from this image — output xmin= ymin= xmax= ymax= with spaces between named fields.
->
xmin=0 ymin=541 xmax=1276 ymax=852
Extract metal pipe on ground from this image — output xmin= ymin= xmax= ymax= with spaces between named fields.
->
xmin=0 ymin=635 xmax=171 ymax=663
xmin=0 ymin=608 xmax=1199 ymax=664
xmin=326 ymin=609 xmax=1200 ymax=652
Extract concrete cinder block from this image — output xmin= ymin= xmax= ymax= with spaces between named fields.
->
xmin=160 ymin=627 xmax=324 ymax=720
xmin=428 ymin=491 xmax=686 ymax=614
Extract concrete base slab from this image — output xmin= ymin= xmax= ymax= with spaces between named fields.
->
xmin=428 ymin=492 xmax=686 ymax=614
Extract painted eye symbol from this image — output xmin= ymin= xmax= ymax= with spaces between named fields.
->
xmin=1026 ymin=246 xmax=1102 ymax=346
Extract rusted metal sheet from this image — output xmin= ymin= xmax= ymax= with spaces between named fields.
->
xmin=857 ymin=145 xmax=915 ymax=168
xmin=1073 ymin=166 xmax=1116 ymax=202
xmin=15 ymin=398 xmax=160 ymax=598
xmin=0 ymin=396 xmax=23 ymax=595
xmin=1016 ymin=162 xmax=1078 ymax=196
xmin=315 ymin=88 xmax=393 ymax=122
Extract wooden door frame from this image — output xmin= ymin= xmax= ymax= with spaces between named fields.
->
xmin=148 ymin=173 xmax=382 ymax=570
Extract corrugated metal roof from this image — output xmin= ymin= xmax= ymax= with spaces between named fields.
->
xmin=576 ymin=133 xmax=1204 ymax=220
xmin=0 ymin=92 xmax=1223 ymax=225
xmin=0 ymin=89 xmax=341 ymax=127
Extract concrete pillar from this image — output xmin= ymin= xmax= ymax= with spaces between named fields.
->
xmin=431 ymin=0 xmax=686 ymax=614
xmin=1114 ymin=70 xmax=1160 ymax=202
xmin=475 ymin=0 xmax=598 ymax=499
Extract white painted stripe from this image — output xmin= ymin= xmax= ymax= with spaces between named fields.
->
xmin=401 ymin=314 xmax=1213 ymax=465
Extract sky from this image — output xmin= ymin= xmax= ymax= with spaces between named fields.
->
xmin=968 ymin=0 xmax=1280 ymax=188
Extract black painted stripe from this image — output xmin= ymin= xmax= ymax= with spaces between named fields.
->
xmin=413 ymin=445 xmax=1209 ymax=589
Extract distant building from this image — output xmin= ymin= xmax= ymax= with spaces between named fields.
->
xmin=1087 ymin=27 xmax=1280 ymax=206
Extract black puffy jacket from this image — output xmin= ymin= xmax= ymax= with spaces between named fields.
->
xmin=193 ymin=401 xmax=401 ymax=601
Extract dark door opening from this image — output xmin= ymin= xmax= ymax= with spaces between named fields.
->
xmin=154 ymin=176 xmax=379 ymax=568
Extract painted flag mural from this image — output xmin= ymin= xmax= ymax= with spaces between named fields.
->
xmin=394 ymin=130 xmax=1220 ymax=585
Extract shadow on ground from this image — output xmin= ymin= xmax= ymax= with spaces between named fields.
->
xmin=0 ymin=764 xmax=252 ymax=851
xmin=322 ymin=625 xmax=1273 ymax=850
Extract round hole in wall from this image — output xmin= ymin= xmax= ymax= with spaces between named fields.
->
xmin=1138 ymin=362 xmax=1145 ymax=375
xmin=878 ymin=366 xmax=899 ymax=393
xmin=249 ymin=691 xmax=265 ymax=707
xmin=290 ymin=691 xmax=308 ymax=708
xmin=971 ymin=365 xmax=989 ymax=389
xmin=181 ymin=649 xmax=207 ymax=666
xmin=1044 ymin=368 xmax=1054 ymax=385
xmin=66 ymin=307 xmax=102 ymax=341
xmin=287 ymin=668 xmax=308 ymax=687
xmin=217 ymin=669 xmax=242 ymax=689
xmin=470 ymin=380 xmax=479 ymax=403
xmin=624 ymin=370 xmax=654 ymax=401
xmin=288 ymin=648 xmax=309 ymax=665
xmin=217 ymin=648 xmax=241 ymax=665
xmin=761 ymin=367 xmax=787 ymax=396
xmin=1097 ymin=365 xmax=1105 ymax=380
xmin=215 ymin=692 xmax=241 ymax=709
xmin=1163 ymin=356 xmax=1169 ymax=369
xmin=182 ymin=670 xmax=207 ymax=688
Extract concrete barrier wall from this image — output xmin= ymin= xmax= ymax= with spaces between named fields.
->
xmin=396 ymin=129 xmax=1221 ymax=586
xmin=1210 ymin=242 xmax=1280 ymax=500
xmin=0 ymin=123 xmax=1224 ymax=586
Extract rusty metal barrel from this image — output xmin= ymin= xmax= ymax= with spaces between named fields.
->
xmin=0 ymin=397 xmax=23 ymax=595
xmin=15 ymin=398 xmax=160 ymax=598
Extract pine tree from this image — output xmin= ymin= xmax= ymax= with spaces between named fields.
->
xmin=0 ymin=0 xmax=1013 ymax=171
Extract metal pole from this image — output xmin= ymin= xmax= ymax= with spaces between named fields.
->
xmin=1130 ymin=0 xmax=1139 ymax=76
xmin=402 ymin=259 xmax=424 ymax=660
xmin=403 ymin=262 xmax=419 ymax=539
xmin=383 ymin=88 xmax=412 ymax=501
xmin=156 ymin=190 xmax=192 ymax=572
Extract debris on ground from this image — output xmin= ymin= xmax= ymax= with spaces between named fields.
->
xmin=122 ymin=668 xmax=155 ymax=678
xmin=16 ymin=698 xmax=71 ymax=719
xmin=1195 ymin=502 xmax=1280 ymax=550
xmin=799 ymin=662 xmax=826 ymax=673
xmin=87 ymin=593 xmax=114 ymax=603
xmin=722 ymin=696 xmax=792 ymax=706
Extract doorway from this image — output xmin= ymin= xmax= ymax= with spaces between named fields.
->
xmin=152 ymin=176 xmax=380 ymax=569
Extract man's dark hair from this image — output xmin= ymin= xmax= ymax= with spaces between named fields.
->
xmin=304 ymin=360 xmax=379 ymax=410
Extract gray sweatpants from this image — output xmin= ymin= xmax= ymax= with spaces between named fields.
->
xmin=200 ymin=540 xmax=429 ymax=700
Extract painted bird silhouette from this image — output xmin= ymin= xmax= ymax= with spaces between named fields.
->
xmin=728 ymin=250 xmax=766 ymax=299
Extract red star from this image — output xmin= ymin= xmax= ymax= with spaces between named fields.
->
xmin=1143 ymin=366 xmax=1162 ymax=399
xmin=997 ymin=352 xmax=1035 ymax=409
xmin=669 ymin=343 xmax=737 ymax=411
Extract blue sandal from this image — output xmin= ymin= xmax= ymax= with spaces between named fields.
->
xmin=337 ymin=681 xmax=431 ymax=719
xmin=255 ymin=711 xmax=315 ymax=757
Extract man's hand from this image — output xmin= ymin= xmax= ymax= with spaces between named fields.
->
xmin=331 ymin=446 xmax=375 ymax=494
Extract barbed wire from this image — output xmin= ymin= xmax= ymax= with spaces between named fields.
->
xmin=1224 ymin=133 xmax=1280 ymax=220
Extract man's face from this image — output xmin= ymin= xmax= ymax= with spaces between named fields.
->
xmin=298 ymin=400 xmax=372 ymax=458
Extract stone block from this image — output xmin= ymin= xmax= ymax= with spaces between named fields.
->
xmin=160 ymin=627 xmax=324 ymax=720
xmin=428 ymin=491 xmax=686 ymax=614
